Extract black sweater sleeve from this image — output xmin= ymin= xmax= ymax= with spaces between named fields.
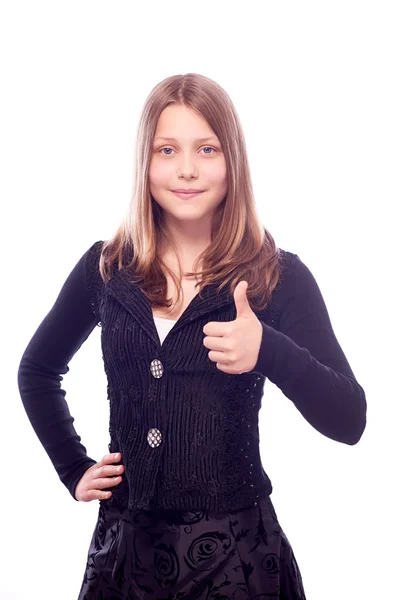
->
xmin=17 ymin=242 xmax=102 ymax=500
xmin=253 ymin=253 xmax=367 ymax=445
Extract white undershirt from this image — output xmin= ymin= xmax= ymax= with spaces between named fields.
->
xmin=153 ymin=315 xmax=177 ymax=345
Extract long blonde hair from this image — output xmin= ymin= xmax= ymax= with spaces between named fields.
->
xmin=99 ymin=73 xmax=281 ymax=312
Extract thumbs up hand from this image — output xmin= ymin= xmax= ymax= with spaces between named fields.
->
xmin=203 ymin=281 xmax=263 ymax=374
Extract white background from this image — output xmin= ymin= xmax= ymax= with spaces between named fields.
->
xmin=1 ymin=1 xmax=398 ymax=598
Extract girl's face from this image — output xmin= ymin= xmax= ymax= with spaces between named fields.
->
xmin=149 ymin=104 xmax=228 ymax=228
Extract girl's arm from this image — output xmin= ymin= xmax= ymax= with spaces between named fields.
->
xmin=17 ymin=242 xmax=102 ymax=499
xmin=253 ymin=253 xmax=367 ymax=445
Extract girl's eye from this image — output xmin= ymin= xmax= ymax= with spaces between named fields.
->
xmin=159 ymin=146 xmax=216 ymax=155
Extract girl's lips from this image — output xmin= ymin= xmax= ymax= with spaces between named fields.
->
xmin=172 ymin=191 xmax=204 ymax=199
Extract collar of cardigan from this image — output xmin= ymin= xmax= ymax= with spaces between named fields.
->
xmin=105 ymin=266 xmax=235 ymax=346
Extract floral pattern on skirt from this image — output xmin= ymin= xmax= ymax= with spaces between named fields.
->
xmin=77 ymin=494 xmax=306 ymax=599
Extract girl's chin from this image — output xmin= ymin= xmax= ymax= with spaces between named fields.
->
xmin=164 ymin=208 xmax=215 ymax=221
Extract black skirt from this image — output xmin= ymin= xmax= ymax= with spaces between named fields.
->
xmin=77 ymin=493 xmax=306 ymax=599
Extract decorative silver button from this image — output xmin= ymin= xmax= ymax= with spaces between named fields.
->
xmin=150 ymin=359 xmax=164 ymax=378
xmin=147 ymin=428 xmax=162 ymax=447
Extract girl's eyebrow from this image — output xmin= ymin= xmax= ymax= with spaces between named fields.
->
xmin=154 ymin=136 xmax=219 ymax=143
